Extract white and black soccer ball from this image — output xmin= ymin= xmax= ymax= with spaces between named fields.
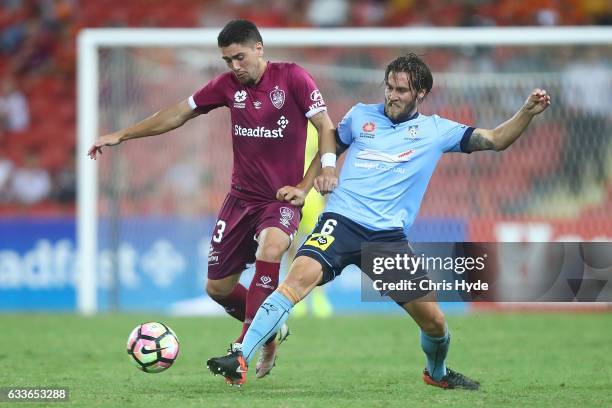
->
xmin=126 ymin=322 xmax=179 ymax=373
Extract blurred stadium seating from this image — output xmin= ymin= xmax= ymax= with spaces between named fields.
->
xmin=0 ymin=0 xmax=610 ymax=227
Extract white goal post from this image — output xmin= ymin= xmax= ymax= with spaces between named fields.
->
xmin=77 ymin=27 xmax=612 ymax=315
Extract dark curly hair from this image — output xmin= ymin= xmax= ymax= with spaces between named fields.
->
xmin=384 ymin=53 xmax=433 ymax=96
xmin=217 ymin=19 xmax=263 ymax=48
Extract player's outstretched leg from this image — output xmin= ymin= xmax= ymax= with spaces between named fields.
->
xmin=402 ymin=295 xmax=480 ymax=390
xmin=207 ymin=291 xmax=293 ymax=386
xmin=205 ymin=265 xmax=290 ymax=380
xmin=207 ymin=256 xmax=323 ymax=386
xmin=234 ymin=228 xmax=289 ymax=378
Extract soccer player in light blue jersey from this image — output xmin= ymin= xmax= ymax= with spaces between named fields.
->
xmin=207 ymin=53 xmax=551 ymax=388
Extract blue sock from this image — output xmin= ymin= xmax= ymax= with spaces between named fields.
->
xmin=240 ymin=291 xmax=294 ymax=364
xmin=421 ymin=328 xmax=450 ymax=381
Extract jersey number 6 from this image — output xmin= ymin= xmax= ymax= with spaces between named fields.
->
xmin=320 ymin=219 xmax=337 ymax=235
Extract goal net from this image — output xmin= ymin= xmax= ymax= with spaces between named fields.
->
xmin=77 ymin=28 xmax=612 ymax=313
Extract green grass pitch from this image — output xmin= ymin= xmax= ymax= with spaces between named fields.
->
xmin=2 ymin=312 xmax=611 ymax=407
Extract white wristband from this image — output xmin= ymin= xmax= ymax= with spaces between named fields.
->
xmin=321 ymin=153 xmax=337 ymax=168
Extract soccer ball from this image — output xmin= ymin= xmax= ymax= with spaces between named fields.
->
xmin=126 ymin=322 xmax=180 ymax=373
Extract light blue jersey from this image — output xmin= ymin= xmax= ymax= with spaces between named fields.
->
xmin=325 ymin=103 xmax=473 ymax=232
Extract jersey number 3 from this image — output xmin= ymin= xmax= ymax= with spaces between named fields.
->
xmin=212 ymin=220 xmax=226 ymax=243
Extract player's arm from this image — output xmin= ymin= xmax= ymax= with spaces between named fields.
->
xmin=465 ymin=88 xmax=551 ymax=153
xmin=309 ymin=110 xmax=338 ymax=194
xmin=336 ymin=130 xmax=350 ymax=155
xmin=87 ymin=99 xmax=200 ymax=159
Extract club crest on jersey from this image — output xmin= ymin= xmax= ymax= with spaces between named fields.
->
xmin=279 ymin=207 xmax=294 ymax=227
xmin=270 ymin=86 xmax=285 ymax=109
xmin=404 ymin=125 xmax=422 ymax=141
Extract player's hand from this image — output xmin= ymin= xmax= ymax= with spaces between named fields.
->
xmin=87 ymin=132 xmax=123 ymax=160
xmin=314 ymin=166 xmax=338 ymax=195
xmin=276 ymin=185 xmax=306 ymax=206
xmin=522 ymin=88 xmax=551 ymax=116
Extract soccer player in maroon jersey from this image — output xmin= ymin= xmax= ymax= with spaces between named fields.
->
xmin=88 ymin=20 xmax=338 ymax=378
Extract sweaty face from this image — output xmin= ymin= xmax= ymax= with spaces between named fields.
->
xmin=220 ymin=42 xmax=265 ymax=86
xmin=384 ymin=71 xmax=424 ymax=123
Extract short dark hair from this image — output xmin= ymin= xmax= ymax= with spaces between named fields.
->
xmin=384 ymin=53 xmax=433 ymax=95
xmin=217 ymin=19 xmax=263 ymax=48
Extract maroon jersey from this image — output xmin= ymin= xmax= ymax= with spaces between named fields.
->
xmin=189 ymin=62 xmax=327 ymax=201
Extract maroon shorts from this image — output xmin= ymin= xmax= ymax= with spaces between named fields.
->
xmin=207 ymin=193 xmax=301 ymax=280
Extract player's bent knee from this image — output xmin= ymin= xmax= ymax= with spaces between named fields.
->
xmin=422 ymin=310 xmax=447 ymax=337
xmin=256 ymin=242 xmax=286 ymax=262
xmin=256 ymin=227 xmax=291 ymax=262
xmin=433 ymin=312 xmax=447 ymax=335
